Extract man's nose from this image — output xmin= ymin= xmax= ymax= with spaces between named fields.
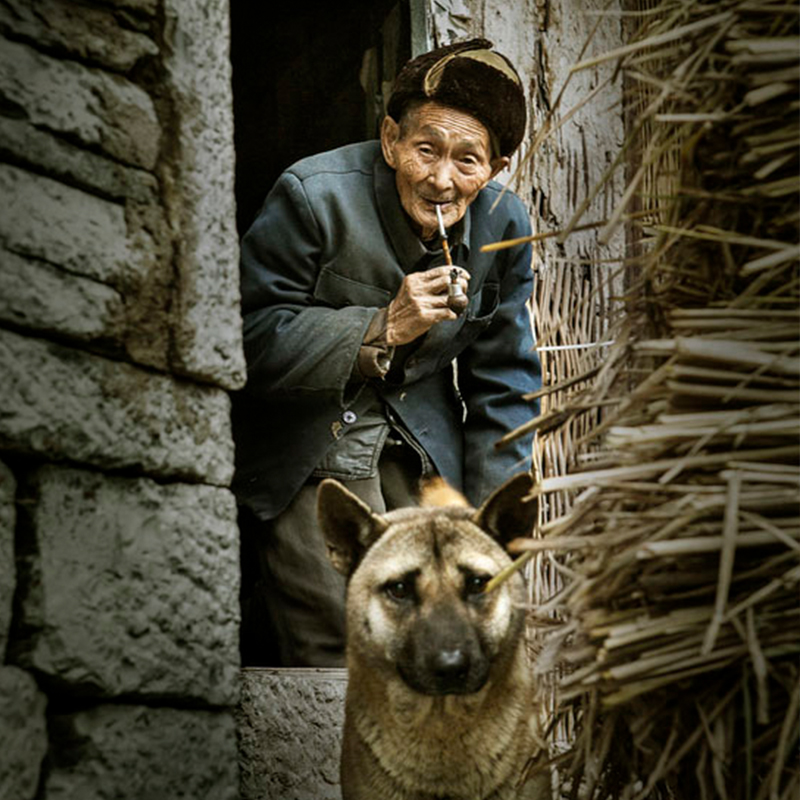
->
xmin=427 ymin=158 xmax=456 ymax=193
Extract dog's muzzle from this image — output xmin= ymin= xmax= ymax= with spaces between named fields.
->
xmin=397 ymin=606 xmax=490 ymax=695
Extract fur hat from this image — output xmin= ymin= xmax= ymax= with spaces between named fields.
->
xmin=386 ymin=38 xmax=526 ymax=158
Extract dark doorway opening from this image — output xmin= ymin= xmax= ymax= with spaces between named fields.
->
xmin=230 ymin=0 xmax=411 ymax=237
xmin=230 ymin=0 xmax=412 ymax=666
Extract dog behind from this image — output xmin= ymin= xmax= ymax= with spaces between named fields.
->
xmin=318 ymin=473 xmax=551 ymax=800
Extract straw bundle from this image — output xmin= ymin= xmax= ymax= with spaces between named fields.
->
xmin=506 ymin=2 xmax=799 ymax=797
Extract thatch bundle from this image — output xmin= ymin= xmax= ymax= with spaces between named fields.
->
xmin=503 ymin=1 xmax=799 ymax=797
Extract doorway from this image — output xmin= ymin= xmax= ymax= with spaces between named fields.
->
xmin=230 ymin=0 xmax=411 ymax=236
xmin=230 ymin=0 xmax=412 ymax=667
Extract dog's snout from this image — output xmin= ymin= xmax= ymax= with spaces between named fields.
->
xmin=397 ymin=603 xmax=491 ymax=695
xmin=432 ymin=648 xmax=469 ymax=681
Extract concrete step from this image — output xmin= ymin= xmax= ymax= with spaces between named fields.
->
xmin=237 ymin=667 xmax=347 ymax=800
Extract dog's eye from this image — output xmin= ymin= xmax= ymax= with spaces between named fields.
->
xmin=383 ymin=579 xmax=415 ymax=603
xmin=464 ymin=573 xmax=490 ymax=597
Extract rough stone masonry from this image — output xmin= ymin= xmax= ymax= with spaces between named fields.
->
xmin=0 ymin=0 xmax=245 ymax=797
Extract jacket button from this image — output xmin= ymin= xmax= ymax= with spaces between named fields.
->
xmin=342 ymin=410 xmax=358 ymax=424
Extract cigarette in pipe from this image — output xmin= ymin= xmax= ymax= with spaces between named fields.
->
xmin=436 ymin=203 xmax=454 ymax=267
xmin=436 ymin=204 xmax=468 ymax=314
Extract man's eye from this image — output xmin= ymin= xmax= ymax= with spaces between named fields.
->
xmin=384 ymin=579 xmax=414 ymax=602
xmin=464 ymin=574 xmax=490 ymax=597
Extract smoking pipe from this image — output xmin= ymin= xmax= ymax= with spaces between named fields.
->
xmin=436 ymin=205 xmax=468 ymax=314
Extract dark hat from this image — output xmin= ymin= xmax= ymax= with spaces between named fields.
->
xmin=386 ymin=38 xmax=526 ymax=158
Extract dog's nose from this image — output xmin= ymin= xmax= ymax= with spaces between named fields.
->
xmin=432 ymin=648 xmax=469 ymax=682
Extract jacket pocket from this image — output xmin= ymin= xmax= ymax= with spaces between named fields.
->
xmin=314 ymin=266 xmax=392 ymax=309
xmin=465 ymin=282 xmax=499 ymax=326
xmin=312 ymin=413 xmax=389 ymax=480
xmin=432 ymin=283 xmax=501 ymax=369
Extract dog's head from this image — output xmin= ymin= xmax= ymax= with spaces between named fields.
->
xmin=318 ymin=473 xmax=536 ymax=696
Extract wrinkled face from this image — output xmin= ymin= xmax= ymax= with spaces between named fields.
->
xmin=346 ymin=508 xmax=525 ymax=696
xmin=381 ymin=102 xmax=509 ymax=241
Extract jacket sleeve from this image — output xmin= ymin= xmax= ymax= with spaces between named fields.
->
xmin=457 ymin=213 xmax=541 ymax=506
xmin=239 ymin=171 xmax=377 ymax=403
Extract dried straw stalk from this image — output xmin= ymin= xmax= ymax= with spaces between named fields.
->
xmin=507 ymin=1 xmax=800 ymax=797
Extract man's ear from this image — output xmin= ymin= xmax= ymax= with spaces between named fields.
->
xmin=488 ymin=155 xmax=510 ymax=182
xmin=317 ymin=479 xmax=389 ymax=576
xmin=472 ymin=472 xmax=537 ymax=549
xmin=380 ymin=115 xmax=400 ymax=170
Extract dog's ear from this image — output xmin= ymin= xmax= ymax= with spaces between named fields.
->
xmin=317 ymin=479 xmax=389 ymax=576
xmin=472 ymin=473 xmax=537 ymax=548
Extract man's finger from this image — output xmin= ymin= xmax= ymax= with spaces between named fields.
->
xmin=420 ymin=266 xmax=470 ymax=283
xmin=416 ymin=271 xmax=470 ymax=297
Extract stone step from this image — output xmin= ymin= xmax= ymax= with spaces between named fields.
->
xmin=237 ymin=667 xmax=347 ymax=800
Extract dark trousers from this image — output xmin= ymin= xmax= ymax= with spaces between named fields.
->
xmin=240 ymin=439 xmax=422 ymax=667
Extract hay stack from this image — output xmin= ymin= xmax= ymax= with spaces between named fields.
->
xmin=507 ymin=2 xmax=799 ymax=797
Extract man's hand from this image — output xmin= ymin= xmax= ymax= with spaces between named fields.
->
xmin=386 ymin=267 xmax=470 ymax=345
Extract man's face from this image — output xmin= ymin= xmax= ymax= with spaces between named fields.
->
xmin=381 ymin=102 xmax=509 ymax=241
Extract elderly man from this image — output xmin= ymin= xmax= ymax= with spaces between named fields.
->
xmin=234 ymin=38 xmax=541 ymax=667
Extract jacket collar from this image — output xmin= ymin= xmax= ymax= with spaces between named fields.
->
xmin=374 ymin=152 xmax=471 ymax=271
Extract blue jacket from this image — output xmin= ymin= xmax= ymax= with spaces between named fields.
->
xmin=232 ymin=141 xmax=540 ymax=519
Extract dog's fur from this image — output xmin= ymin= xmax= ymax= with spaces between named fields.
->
xmin=318 ymin=473 xmax=551 ymax=800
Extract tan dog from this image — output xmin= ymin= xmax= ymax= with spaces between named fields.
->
xmin=317 ymin=473 xmax=551 ymax=800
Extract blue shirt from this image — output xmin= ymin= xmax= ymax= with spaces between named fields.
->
xmin=232 ymin=141 xmax=541 ymax=519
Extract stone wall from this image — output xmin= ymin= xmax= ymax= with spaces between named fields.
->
xmin=0 ymin=1 xmax=245 ymax=798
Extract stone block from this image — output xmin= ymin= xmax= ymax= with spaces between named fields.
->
xmin=0 ymin=164 xmax=156 ymax=290
xmin=14 ymin=465 xmax=240 ymax=706
xmin=46 ymin=704 xmax=239 ymax=800
xmin=0 ymin=329 xmax=235 ymax=486
xmin=237 ymin=668 xmax=346 ymax=800
xmin=0 ymin=247 xmax=124 ymax=346
xmin=0 ymin=666 xmax=48 ymax=800
xmin=0 ymin=163 xmax=176 ymax=371
xmin=0 ymin=0 xmax=158 ymax=73
xmin=162 ymin=0 xmax=246 ymax=391
xmin=0 ymin=36 xmax=160 ymax=169
xmin=100 ymin=0 xmax=158 ymax=16
xmin=0 ymin=461 xmax=15 ymax=660
xmin=0 ymin=117 xmax=158 ymax=203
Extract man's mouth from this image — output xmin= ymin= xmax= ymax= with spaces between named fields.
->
xmin=424 ymin=198 xmax=455 ymax=211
